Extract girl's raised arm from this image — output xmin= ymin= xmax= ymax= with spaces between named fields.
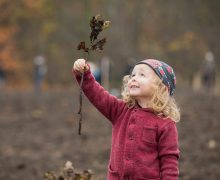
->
xmin=72 ymin=59 xmax=126 ymax=124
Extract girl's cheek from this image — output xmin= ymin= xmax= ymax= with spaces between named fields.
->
xmin=127 ymin=80 xmax=132 ymax=86
xmin=127 ymin=84 xmax=131 ymax=89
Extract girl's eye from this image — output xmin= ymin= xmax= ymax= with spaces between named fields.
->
xmin=140 ymin=73 xmax=145 ymax=76
xmin=130 ymin=74 xmax=135 ymax=77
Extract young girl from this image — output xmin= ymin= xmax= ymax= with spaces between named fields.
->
xmin=73 ymin=58 xmax=180 ymax=180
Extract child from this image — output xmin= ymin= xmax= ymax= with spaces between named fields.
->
xmin=73 ymin=58 xmax=180 ymax=180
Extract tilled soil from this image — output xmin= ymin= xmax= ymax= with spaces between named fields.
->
xmin=0 ymin=88 xmax=219 ymax=180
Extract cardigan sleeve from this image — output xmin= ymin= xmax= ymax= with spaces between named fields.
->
xmin=158 ymin=121 xmax=180 ymax=180
xmin=72 ymin=68 xmax=126 ymax=124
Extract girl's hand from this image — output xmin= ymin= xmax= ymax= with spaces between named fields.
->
xmin=73 ymin=59 xmax=89 ymax=73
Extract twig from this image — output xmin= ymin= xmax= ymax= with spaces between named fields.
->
xmin=77 ymin=53 xmax=89 ymax=135
xmin=77 ymin=71 xmax=84 ymax=135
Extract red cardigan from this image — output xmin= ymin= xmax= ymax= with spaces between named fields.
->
xmin=73 ymin=69 xmax=180 ymax=180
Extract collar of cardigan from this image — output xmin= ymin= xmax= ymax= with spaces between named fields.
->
xmin=134 ymin=104 xmax=154 ymax=113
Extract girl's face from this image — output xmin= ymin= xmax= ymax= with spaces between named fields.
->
xmin=128 ymin=64 xmax=157 ymax=101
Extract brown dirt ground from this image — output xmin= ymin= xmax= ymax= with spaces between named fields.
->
xmin=0 ymin=87 xmax=219 ymax=180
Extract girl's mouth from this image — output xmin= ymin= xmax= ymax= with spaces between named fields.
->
xmin=130 ymin=85 xmax=139 ymax=88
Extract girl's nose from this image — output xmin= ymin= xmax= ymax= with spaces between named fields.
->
xmin=130 ymin=76 xmax=136 ymax=82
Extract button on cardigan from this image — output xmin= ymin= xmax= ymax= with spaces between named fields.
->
xmin=73 ymin=69 xmax=180 ymax=180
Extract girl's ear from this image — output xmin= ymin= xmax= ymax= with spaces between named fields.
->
xmin=166 ymin=86 xmax=170 ymax=94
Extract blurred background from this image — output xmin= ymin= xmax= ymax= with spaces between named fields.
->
xmin=0 ymin=0 xmax=219 ymax=179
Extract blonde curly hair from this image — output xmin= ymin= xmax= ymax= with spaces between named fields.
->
xmin=121 ymin=75 xmax=180 ymax=122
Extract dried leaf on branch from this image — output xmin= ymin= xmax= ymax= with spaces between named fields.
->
xmin=77 ymin=14 xmax=110 ymax=54
xmin=91 ymin=38 xmax=106 ymax=51
xmin=77 ymin=41 xmax=89 ymax=53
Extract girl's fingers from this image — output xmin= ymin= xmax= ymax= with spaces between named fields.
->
xmin=79 ymin=60 xmax=86 ymax=68
xmin=78 ymin=59 xmax=85 ymax=64
xmin=79 ymin=60 xmax=87 ymax=70
xmin=74 ymin=63 xmax=82 ymax=72
xmin=74 ymin=59 xmax=88 ymax=72
xmin=74 ymin=62 xmax=79 ymax=70
xmin=74 ymin=64 xmax=81 ymax=71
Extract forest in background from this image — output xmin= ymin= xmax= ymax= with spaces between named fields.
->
xmin=0 ymin=0 xmax=219 ymax=88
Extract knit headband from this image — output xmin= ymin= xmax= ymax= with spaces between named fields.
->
xmin=136 ymin=59 xmax=176 ymax=96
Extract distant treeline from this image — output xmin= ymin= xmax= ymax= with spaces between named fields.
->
xmin=0 ymin=0 xmax=219 ymax=87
